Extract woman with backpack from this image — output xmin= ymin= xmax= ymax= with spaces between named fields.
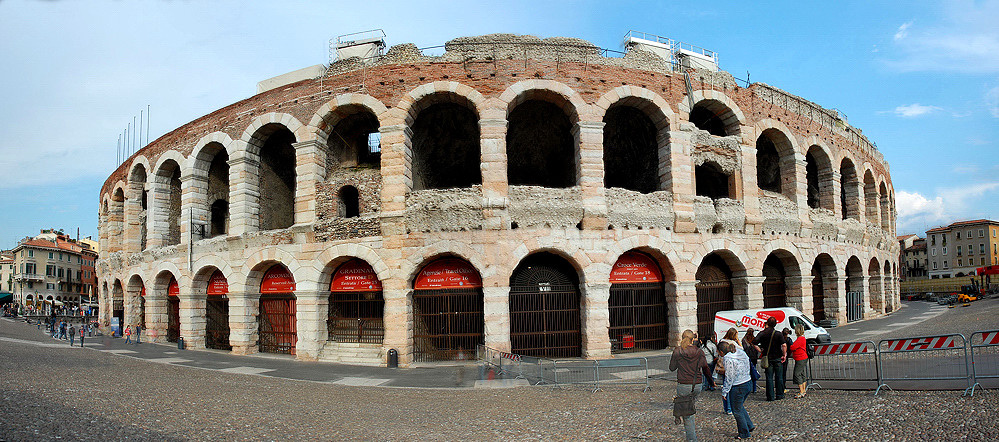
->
xmin=789 ymin=324 xmax=810 ymax=398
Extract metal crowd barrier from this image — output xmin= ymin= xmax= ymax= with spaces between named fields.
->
xmin=476 ymin=345 xmax=554 ymax=385
xmin=551 ymin=357 xmax=650 ymax=392
xmin=807 ymin=341 xmax=880 ymax=391
xmin=876 ymin=333 xmax=971 ymax=395
xmin=968 ymin=329 xmax=999 ymax=396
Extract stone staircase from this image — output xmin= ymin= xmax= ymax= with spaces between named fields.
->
xmin=318 ymin=341 xmax=383 ymax=366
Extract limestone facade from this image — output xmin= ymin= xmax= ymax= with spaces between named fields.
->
xmin=96 ymin=34 xmax=899 ymax=366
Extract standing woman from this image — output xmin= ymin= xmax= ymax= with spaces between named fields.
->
xmin=720 ymin=328 xmax=740 ymax=414
xmin=669 ymin=330 xmax=710 ymax=442
xmin=742 ymin=329 xmax=762 ymax=393
xmin=790 ymin=324 xmax=810 ymax=398
xmin=720 ymin=341 xmax=754 ymax=439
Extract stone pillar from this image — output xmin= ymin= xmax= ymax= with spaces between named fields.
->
xmin=294 ymin=290 xmax=326 ymax=361
xmin=378 ymin=124 xmax=410 ymax=238
xmin=228 ymin=147 xmax=260 ymax=236
xmin=145 ymin=292 xmax=169 ymax=344
xmin=382 ymin=287 xmax=410 ymax=365
xmin=123 ymin=183 xmax=143 ymax=254
xmin=787 ymin=275 xmax=811 ymax=313
xmin=293 ymin=140 xmax=324 ymax=226
xmin=181 ymin=171 xmax=207 ymax=243
xmin=479 ymin=116 xmax=509 ymax=230
xmin=124 ymin=285 xmax=142 ymax=331
xmin=669 ymin=130 xmax=696 ymax=233
xmin=582 ymin=282 xmax=611 ymax=359
xmin=670 ymin=280 xmax=698 ymax=345
xmin=852 ymin=179 xmax=867 ymax=225
xmin=576 ymin=121 xmax=608 ymax=230
xmin=736 ymin=276 xmax=765 ymax=309
xmin=146 ymin=176 xmax=170 ymax=248
xmin=742 ymin=144 xmax=762 ymax=234
xmin=793 ymin=154 xmax=811 ymax=234
xmin=179 ymin=285 xmax=205 ymax=349
xmin=228 ymin=291 xmax=259 ymax=355
xmin=829 ymin=170 xmax=842 ymax=222
xmin=482 ymin=286 xmax=510 ymax=352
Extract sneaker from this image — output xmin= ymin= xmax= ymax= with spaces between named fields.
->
xmin=726 ymin=411 xmax=733 ymax=415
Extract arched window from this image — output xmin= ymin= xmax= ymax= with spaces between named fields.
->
xmin=840 ymin=159 xmax=859 ymax=220
xmin=256 ymin=125 xmax=297 ymax=231
xmin=153 ymin=160 xmax=182 ymax=246
xmin=762 ymin=255 xmax=787 ymax=308
xmin=689 ymin=100 xmax=739 ymax=137
xmin=337 ymin=186 xmax=359 ymax=218
xmin=129 ymin=164 xmax=148 ymax=250
xmin=864 ymin=171 xmax=879 ymax=224
xmin=328 ymin=259 xmax=383 ymax=344
xmin=507 ymin=99 xmax=576 ymax=188
xmin=210 ymin=200 xmax=229 ymax=236
xmin=207 ymin=148 xmax=229 ymax=237
xmin=756 ymin=135 xmax=781 ymax=193
xmin=695 ymin=161 xmax=731 ymax=199
xmin=603 ymin=105 xmax=659 ymax=193
xmin=411 ymin=99 xmax=480 ymax=190
xmin=327 ymin=110 xmax=381 ymax=170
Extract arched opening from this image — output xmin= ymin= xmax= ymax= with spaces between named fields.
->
xmin=689 ymin=100 xmax=739 ymax=137
xmin=879 ymin=182 xmax=890 ymax=230
xmin=845 ymin=257 xmax=864 ymax=322
xmin=154 ymin=160 xmax=182 ymax=246
xmin=810 ymin=254 xmax=837 ymax=323
xmin=762 ymin=254 xmax=787 ymax=308
xmin=696 ymin=253 xmax=735 ymax=338
xmin=110 ymin=189 xmax=125 ymax=252
xmin=207 ymin=147 xmax=229 ymax=237
xmin=609 ymin=251 xmax=668 ymax=353
xmin=327 ymin=109 xmax=381 ymax=170
xmin=840 ymin=159 xmax=860 ymax=220
xmin=885 ymin=260 xmax=894 ymax=313
xmin=328 ymin=259 xmax=384 ymax=344
xmin=256 ymin=125 xmax=297 ymax=231
xmin=258 ymin=264 xmax=297 ymax=354
xmin=869 ymin=258 xmax=882 ymax=313
xmin=412 ymin=257 xmax=484 ymax=362
xmin=603 ymin=105 xmax=659 ymax=193
xmin=337 ymin=186 xmax=360 ymax=218
xmin=167 ymin=277 xmax=180 ymax=343
xmin=129 ymin=164 xmax=148 ymax=250
xmin=864 ymin=171 xmax=879 ymax=225
xmin=411 ymin=98 xmax=481 ymax=190
xmin=205 ymin=270 xmax=231 ymax=350
xmin=806 ymin=146 xmax=832 ymax=210
xmin=507 ymin=98 xmax=576 ymax=188
xmin=695 ymin=161 xmax=731 ymax=199
xmin=756 ymin=134 xmax=781 ymax=193
xmin=510 ymin=252 xmax=581 ymax=358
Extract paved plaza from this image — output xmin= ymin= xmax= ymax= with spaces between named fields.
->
xmin=2 ymin=299 xmax=999 ymax=441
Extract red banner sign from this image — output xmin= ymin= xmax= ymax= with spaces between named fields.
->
xmin=610 ymin=252 xmax=663 ymax=283
xmin=207 ymin=270 xmax=228 ymax=296
xmin=261 ymin=265 xmax=296 ymax=294
xmin=330 ymin=259 xmax=382 ymax=292
xmin=168 ymin=278 xmax=179 ymax=297
xmin=140 ymin=286 xmax=146 ymax=297
xmin=415 ymin=258 xmax=482 ymax=289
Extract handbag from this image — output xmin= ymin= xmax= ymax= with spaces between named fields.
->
xmin=673 ymin=393 xmax=696 ymax=419
xmin=760 ymin=330 xmax=775 ymax=369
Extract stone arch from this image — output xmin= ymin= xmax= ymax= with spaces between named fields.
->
xmin=498 ymin=79 xmax=589 ymax=122
xmin=310 ymin=93 xmax=389 ymax=144
xmin=239 ymin=112 xmax=310 ymax=148
xmin=312 ymin=244 xmax=391 ymax=294
xmin=690 ymin=239 xmax=751 ymax=277
xmin=509 ymin=250 xmax=585 ymax=358
xmin=128 ymin=156 xmax=152 ymax=184
xmin=239 ymin=118 xmax=301 ymax=231
xmin=602 ymin=234 xmax=683 ymax=282
xmin=869 ymin=257 xmax=883 ymax=313
xmin=509 ymin=239 xmax=588 ymax=286
xmin=680 ymin=90 xmax=746 ymax=136
xmin=879 ymin=181 xmax=890 ymax=231
xmin=803 ymin=140 xmax=835 ymax=211
xmin=151 ymin=154 xmax=184 ymax=246
xmin=502 ymin=80 xmax=586 ymax=188
xmin=754 ymin=120 xmax=799 ymax=200
xmin=595 ymin=86 xmax=675 ymax=193
xmin=402 ymin=240 xmax=490 ymax=287
xmin=839 ymin=156 xmax=860 ymax=220
xmin=189 ymin=134 xmax=233 ymax=239
xmin=396 ymin=81 xmax=486 ymax=127
xmin=403 ymin=87 xmax=483 ymax=190
xmin=863 ymin=169 xmax=880 ymax=225
xmin=240 ymin=248 xmax=305 ymax=294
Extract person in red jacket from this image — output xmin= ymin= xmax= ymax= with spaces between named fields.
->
xmin=789 ymin=324 xmax=810 ymax=398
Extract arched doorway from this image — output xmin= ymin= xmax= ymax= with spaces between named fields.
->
xmin=258 ymin=264 xmax=297 ymax=354
xmin=812 ymin=254 xmax=837 ymax=323
xmin=762 ymin=254 xmax=788 ymax=308
xmin=696 ymin=253 xmax=735 ymax=339
xmin=112 ymin=280 xmax=124 ymax=333
xmin=845 ymin=257 xmax=864 ymax=322
xmin=328 ymin=259 xmax=384 ymax=344
xmin=609 ymin=251 xmax=668 ymax=353
xmin=509 ymin=253 xmax=582 ymax=358
xmin=412 ymin=258 xmax=484 ymax=362
xmin=167 ymin=277 xmax=180 ymax=343
xmin=205 ymin=270 xmax=231 ymax=350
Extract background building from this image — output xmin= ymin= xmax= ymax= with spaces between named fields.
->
xmin=898 ymin=234 xmax=927 ymax=281
xmin=926 ymin=219 xmax=999 ymax=279
xmin=11 ymin=229 xmax=99 ymax=312
xmin=0 ymin=252 xmax=13 ymax=305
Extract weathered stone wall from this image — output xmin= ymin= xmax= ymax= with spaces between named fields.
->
xmin=405 ymin=186 xmax=484 ymax=233
xmin=760 ymin=191 xmax=800 ymax=236
xmin=606 ymin=188 xmax=674 ymax=230
xmin=508 ymin=186 xmax=583 ymax=229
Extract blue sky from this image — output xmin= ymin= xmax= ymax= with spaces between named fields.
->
xmin=1 ymin=0 xmax=997 ymax=248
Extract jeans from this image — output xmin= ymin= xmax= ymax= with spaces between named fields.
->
xmin=702 ymin=362 xmax=716 ymax=390
xmin=764 ymin=358 xmax=785 ymax=400
xmin=676 ymin=383 xmax=699 ymax=442
xmin=749 ymin=363 xmax=760 ymax=393
xmin=720 ymin=372 xmax=730 ymax=412
xmin=728 ymin=381 xmax=754 ymax=438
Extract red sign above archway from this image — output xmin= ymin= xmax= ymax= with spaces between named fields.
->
xmin=415 ymin=258 xmax=482 ymax=290
xmin=207 ymin=270 xmax=228 ymax=296
xmin=330 ymin=259 xmax=382 ymax=292
xmin=168 ymin=278 xmax=180 ymax=297
xmin=261 ymin=265 xmax=296 ymax=294
xmin=610 ymin=252 xmax=663 ymax=284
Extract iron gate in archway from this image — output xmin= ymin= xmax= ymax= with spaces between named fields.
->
xmin=259 ymin=295 xmax=297 ymax=354
xmin=510 ymin=262 xmax=581 ymax=358
xmin=328 ymin=291 xmax=384 ymax=344
xmin=812 ymin=276 xmax=826 ymax=322
xmin=412 ymin=288 xmax=483 ymax=362
xmin=609 ymin=283 xmax=667 ymax=353
xmin=206 ymin=296 xmax=231 ymax=350
xmin=846 ymin=291 xmax=864 ymax=322
xmin=167 ymin=296 xmax=180 ymax=343
xmin=696 ymin=280 xmax=733 ymax=339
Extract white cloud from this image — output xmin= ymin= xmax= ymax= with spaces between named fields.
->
xmin=896 ymin=183 xmax=999 ymax=233
xmin=986 ymin=84 xmax=999 ymax=117
xmin=892 ymin=103 xmax=942 ymax=117
xmin=894 ymin=21 xmax=913 ymax=41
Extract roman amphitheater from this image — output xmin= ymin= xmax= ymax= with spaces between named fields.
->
xmin=96 ymin=33 xmax=899 ymax=365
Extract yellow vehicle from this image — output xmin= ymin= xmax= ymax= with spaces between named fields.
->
xmin=958 ymin=285 xmax=978 ymax=303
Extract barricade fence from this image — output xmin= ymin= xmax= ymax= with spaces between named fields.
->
xmin=877 ymin=333 xmax=971 ymax=395
xmin=968 ymin=329 xmax=999 ymax=395
xmin=807 ymin=341 xmax=880 ymax=391
xmin=476 ymin=345 xmax=650 ymax=390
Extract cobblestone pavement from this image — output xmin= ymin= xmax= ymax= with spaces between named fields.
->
xmin=2 ymin=299 xmax=998 ymax=441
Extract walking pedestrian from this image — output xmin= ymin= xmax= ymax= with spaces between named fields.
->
xmin=781 ymin=328 xmax=793 ymax=389
xmin=720 ymin=328 xmax=740 ymax=414
xmin=59 ymin=321 xmax=67 ymax=340
xmin=135 ymin=324 xmax=141 ymax=344
xmin=753 ymin=317 xmax=788 ymax=401
xmin=68 ymin=324 xmax=76 ymax=346
xmin=719 ymin=341 xmax=754 ymax=439
xmin=742 ymin=329 xmax=762 ymax=393
xmin=669 ymin=330 xmax=710 ymax=442
xmin=790 ymin=324 xmax=809 ymax=398
xmin=124 ymin=325 xmax=132 ymax=344
xmin=79 ymin=326 xmax=86 ymax=347
xmin=700 ymin=333 xmax=718 ymax=391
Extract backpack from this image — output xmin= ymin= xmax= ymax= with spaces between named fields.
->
xmin=806 ymin=341 xmax=816 ymax=359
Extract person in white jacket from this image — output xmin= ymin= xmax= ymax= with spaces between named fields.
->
xmin=719 ymin=341 xmax=755 ymax=439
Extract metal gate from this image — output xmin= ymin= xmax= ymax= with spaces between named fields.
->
xmin=846 ymin=291 xmax=864 ymax=322
xmin=259 ymin=296 xmax=296 ymax=354
xmin=696 ymin=280 xmax=733 ymax=339
xmin=762 ymin=279 xmax=786 ymax=308
xmin=510 ymin=264 xmax=581 ymax=358
xmin=412 ymin=289 xmax=483 ymax=362
xmin=205 ymin=297 xmax=230 ymax=350
xmin=328 ymin=291 xmax=384 ymax=344
xmin=609 ymin=283 xmax=667 ymax=353
xmin=167 ymin=296 xmax=180 ymax=343
xmin=112 ymin=299 xmax=124 ymax=331
xmin=812 ymin=276 xmax=826 ymax=322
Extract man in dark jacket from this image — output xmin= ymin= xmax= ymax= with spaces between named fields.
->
xmin=753 ymin=317 xmax=788 ymax=400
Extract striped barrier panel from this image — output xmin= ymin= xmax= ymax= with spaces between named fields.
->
xmin=807 ymin=341 xmax=880 ymax=390
xmin=968 ymin=329 xmax=999 ymax=396
xmin=877 ymin=333 xmax=971 ymax=396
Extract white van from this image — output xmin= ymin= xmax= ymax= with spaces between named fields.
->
xmin=714 ymin=307 xmax=831 ymax=345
